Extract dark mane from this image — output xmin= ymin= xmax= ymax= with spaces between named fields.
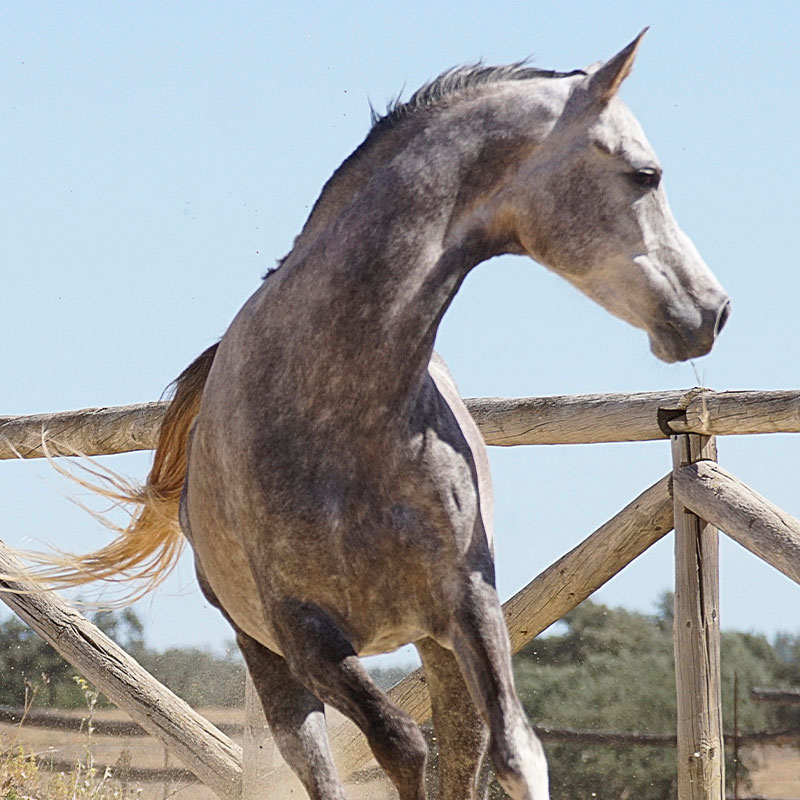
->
xmin=266 ymin=62 xmax=585 ymax=278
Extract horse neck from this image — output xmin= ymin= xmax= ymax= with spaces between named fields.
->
xmin=257 ymin=92 xmax=549 ymax=415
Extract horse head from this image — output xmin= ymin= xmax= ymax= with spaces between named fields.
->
xmin=498 ymin=31 xmax=730 ymax=362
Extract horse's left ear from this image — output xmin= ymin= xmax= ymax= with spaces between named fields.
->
xmin=587 ymin=28 xmax=648 ymax=103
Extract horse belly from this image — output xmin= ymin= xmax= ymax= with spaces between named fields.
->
xmin=185 ymin=515 xmax=285 ymax=655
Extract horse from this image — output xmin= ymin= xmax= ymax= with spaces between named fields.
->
xmin=30 ymin=31 xmax=730 ymax=800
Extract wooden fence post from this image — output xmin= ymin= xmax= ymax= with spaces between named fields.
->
xmin=671 ymin=434 xmax=725 ymax=800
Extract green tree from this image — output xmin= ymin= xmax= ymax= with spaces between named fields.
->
xmin=508 ymin=597 xmax=794 ymax=800
xmin=136 ymin=645 xmax=246 ymax=707
xmin=0 ymin=615 xmax=76 ymax=706
xmin=771 ymin=631 xmax=800 ymax=729
xmin=0 ymin=609 xmax=246 ymax=709
xmin=90 ymin=608 xmax=145 ymax=656
xmin=0 ymin=608 xmax=150 ymax=707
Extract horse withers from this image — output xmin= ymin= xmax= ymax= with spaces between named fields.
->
xmin=28 ymin=31 xmax=729 ymax=800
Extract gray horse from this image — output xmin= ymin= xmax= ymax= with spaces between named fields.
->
xmin=33 ymin=32 xmax=729 ymax=800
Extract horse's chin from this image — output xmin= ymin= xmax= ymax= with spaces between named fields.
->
xmin=648 ymin=331 xmax=714 ymax=364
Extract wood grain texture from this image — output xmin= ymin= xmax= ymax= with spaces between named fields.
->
xmin=464 ymin=390 xmax=688 ymax=445
xmin=502 ymin=473 xmax=674 ymax=651
xmin=3 ymin=388 xmax=800 ymax=459
xmin=673 ymin=460 xmax=800 ymax=586
xmin=672 ymin=434 xmax=724 ymax=800
xmin=0 ymin=402 xmax=166 ymax=459
xmin=0 ymin=541 xmax=242 ymax=800
xmin=674 ymin=390 xmax=800 ymax=437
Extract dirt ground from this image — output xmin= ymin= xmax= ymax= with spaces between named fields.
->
xmin=1 ymin=707 xmax=798 ymax=799
xmin=743 ymin=743 xmax=800 ymax=799
xmin=0 ymin=706 xmax=394 ymax=800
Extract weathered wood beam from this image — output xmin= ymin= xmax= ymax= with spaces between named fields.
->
xmin=466 ymin=390 xmax=687 ymax=445
xmin=673 ymin=461 xmax=800 ymax=586
xmin=3 ymin=388 xmax=800 ymax=460
xmin=302 ymin=474 xmax=675 ymax=780
xmin=0 ymin=541 xmax=242 ymax=800
xmin=534 ymin=725 xmax=800 ymax=747
xmin=0 ymin=402 xmax=166 ymax=460
xmin=503 ymin=473 xmax=674 ymax=651
xmin=468 ymin=388 xmax=800 ymax=445
xmin=672 ymin=389 xmax=800 ymax=437
xmin=750 ymin=687 xmax=800 ymax=705
xmin=672 ymin=434 xmax=725 ymax=800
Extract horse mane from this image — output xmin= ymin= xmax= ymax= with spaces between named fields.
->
xmin=370 ymin=62 xmax=585 ymax=133
xmin=270 ymin=62 xmax=585 ymax=275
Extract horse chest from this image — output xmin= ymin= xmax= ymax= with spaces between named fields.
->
xmin=187 ymin=465 xmax=474 ymax=655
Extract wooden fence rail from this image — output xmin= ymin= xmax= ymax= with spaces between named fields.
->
xmin=672 ymin=434 xmax=724 ymax=800
xmin=5 ymin=704 xmax=798 ymax=748
xmin=4 ymin=704 xmax=798 ymax=745
xmin=0 ymin=705 xmax=239 ymax=737
xmin=673 ymin=462 xmax=800 ymax=587
xmin=750 ymin=688 xmax=800 ymax=705
xmin=33 ymin=757 xmax=196 ymax=785
xmin=0 ymin=402 xmax=165 ymax=460
xmin=3 ymin=388 xmax=800 ymax=460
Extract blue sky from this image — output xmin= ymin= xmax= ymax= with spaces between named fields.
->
xmin=2 ymin=2 xmax=799 ymax=662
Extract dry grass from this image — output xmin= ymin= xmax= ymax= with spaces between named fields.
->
xmin=0 ymin=716 xmax=198 ymax=800
xmin=0 ymin=678 xmax=149 ymax=800
xmin=0 ymin=735 xmax=144 ymax=800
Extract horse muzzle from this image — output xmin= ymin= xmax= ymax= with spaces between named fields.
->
xmin=648 ymin=297 xmax=731 ymax=363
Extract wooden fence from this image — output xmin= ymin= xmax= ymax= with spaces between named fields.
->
xmin=1 ymin=386 xmax=799 ymax=800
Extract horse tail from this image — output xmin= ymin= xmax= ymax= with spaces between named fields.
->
xmin=20 ymin=343 xmax=219 ymax=603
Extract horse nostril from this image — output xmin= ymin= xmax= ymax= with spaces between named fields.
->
xmin=715 ymin=300 xmax=731 ymax=336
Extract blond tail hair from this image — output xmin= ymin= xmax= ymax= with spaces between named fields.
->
xmin=15 ymin=343 xmax=219 ymax=604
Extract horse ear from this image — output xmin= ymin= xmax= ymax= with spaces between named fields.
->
xmin=587 ymin=28 xmax=648 ymax=103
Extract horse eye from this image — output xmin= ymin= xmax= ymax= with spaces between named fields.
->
xmin=631 ymin=167 xmax=662 ymax=190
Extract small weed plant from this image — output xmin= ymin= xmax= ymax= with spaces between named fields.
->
xmin=0 ymin=678 xmax=143 ymax=800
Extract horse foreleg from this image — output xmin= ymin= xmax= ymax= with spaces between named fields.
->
xmin=416 ymin=637 xmax=489 ymax=800
xmin=274 ymin=599 xmax=428 ymax=800
xmin=451 ymin=576 xmax=549 ymax=800
xmin=236 ymin=631 xmax=347 ymax=800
